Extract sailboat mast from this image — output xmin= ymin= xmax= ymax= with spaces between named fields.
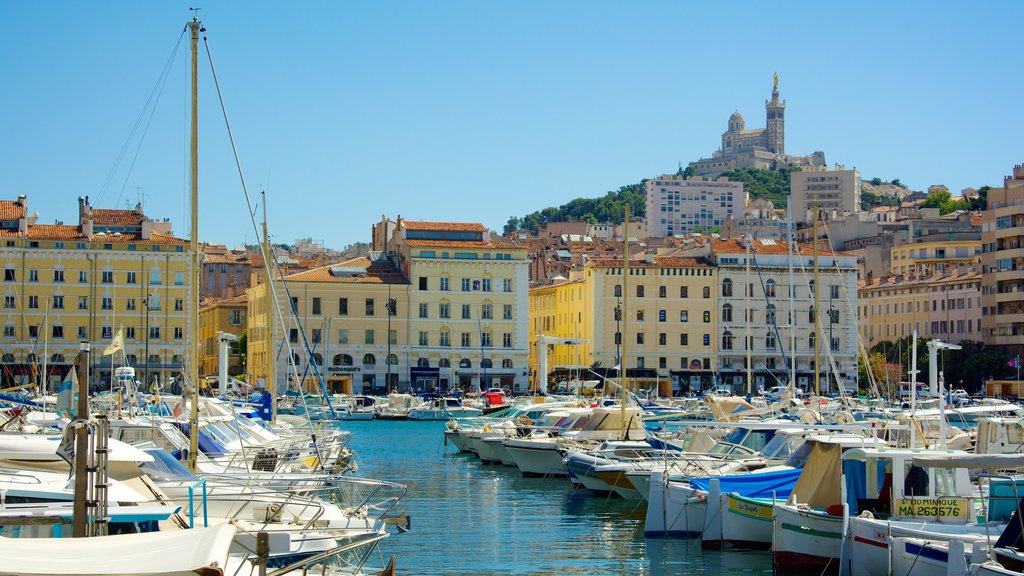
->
xmin=263 ymin=191 xmax=276 ymax=424
xmin=187 ymin=16 xmax=201 ymax=472
xmin=812 ymin=203 xmax=821 ymax=397
xmin=621 ymin=207 xmax=629 ymax=426
xmin=787 ymin=197 xmax=796 ymax=390
xmin=745 ymin=240 xmax=751 ymax=395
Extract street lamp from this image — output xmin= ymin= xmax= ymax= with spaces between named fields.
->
xmin=142 ymin=293 xmax=153 ymax=390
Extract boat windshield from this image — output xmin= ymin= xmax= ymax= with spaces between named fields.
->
xmin=139 ymin=449 xmax=199 ymax=482
xmin=782 ymin=442 xmax=815 ymax=467
xmin=760 ymin=433 xmax=802 ymax=459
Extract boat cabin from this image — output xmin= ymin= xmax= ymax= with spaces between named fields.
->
xmin=842 ymin=448 xmax=973 ymax=524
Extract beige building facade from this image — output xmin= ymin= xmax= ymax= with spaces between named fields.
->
xmin=791 ymin=165 xmax=862 ymax=223
xmin=858 ymin=267 xmax=981 ymax=348
xmin=981 ymin=163 xmax=1024 ymax=352
xmin=645 ymin=175 xmax=745 ymax=237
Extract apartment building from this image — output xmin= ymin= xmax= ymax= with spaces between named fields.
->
xmin=645 ymin=175 xmax=745 ymax=238
xmin=527 ymin=275 xmax=591 ymax=387
xmin=199 ymin=294 xmax=247 ymax=379
xmin=0 ymin=196 xmax=190 ymax=389
xmin=584 ymin=254 xmax=718 ymax=395
xmin=791 ymin=165 xmax=862 ymax=223
xmin=374 ymin=217 xmax=530 ymax=392
xmin=858 ymin=267 xmax=981 ymax=348
xmin=981 ymin=163 xmax=1024 ymax=353
xmin=246 ymin=254 xmax=409 ymax=395
xmin=708 ymin=237 xmax=859 ymax=392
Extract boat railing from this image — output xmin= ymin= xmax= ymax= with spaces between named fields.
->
xmin=186 ymin=476 xmax=208 ymax=528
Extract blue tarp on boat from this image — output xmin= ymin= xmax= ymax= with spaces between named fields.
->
xmin=688 ymin=467 xmax=803 ymax=498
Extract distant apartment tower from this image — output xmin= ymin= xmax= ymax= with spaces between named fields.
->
xmin=791 ymin=165 xmax=862 ymax=223
xmin=645 ymin=175 xmax=745 ymax=238
xmin=981 ymin=163 xmax=1024 ymax=354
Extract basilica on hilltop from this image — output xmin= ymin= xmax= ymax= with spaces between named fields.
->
xmin=688 ymin=75 xmax=826 ymax=178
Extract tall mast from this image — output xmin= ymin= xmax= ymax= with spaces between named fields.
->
xmin=745 ymin=240 xmax=751 ymax=395
xmin=263 ymin=191 xmax=276 ymax=423
xmin=187 ymin=16 xmax=202 ymax=472
xmin=620 ymin=207 xmax=629 ymax=430
xmin=812 ymin=203 xmax=821 ymax=397
xmin=787 ymin=197 xmax=796 ymax=391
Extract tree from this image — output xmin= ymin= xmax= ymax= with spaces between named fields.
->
xmin=921 ymin=189 xmax=968 ymax=215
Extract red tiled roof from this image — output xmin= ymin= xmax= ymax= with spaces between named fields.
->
xmin=27 ymin=224 xmax=84 ymax=240
xmin=284 ymin=257 xmax=409 ymax=285
xmin=587 ymin=256 xmax=711 ymax=268
xmin=0 ymin=201 xmax=26 ymax=221
xmin=402 ymin=220 xmax=486 ymax=232
xmin=0 ymin=225 xmax=187 ymax=245
xmin=203 ymin=252 xmax=251 ymax=264
xmin=91 ymin=208 xmax=145 ymax=226
xmin=711 ymin=237 xmax=850 ymax=257
xmin=405 ymin=239 xmax=523 ymax=249
xmin=859 ymin=268 xmax=980 ymax=291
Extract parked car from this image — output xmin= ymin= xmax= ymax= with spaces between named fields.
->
xmin=766 ymin=385 xmax=803 ymax=401
xmin=708 ymin=386 xmax=733 ymax=397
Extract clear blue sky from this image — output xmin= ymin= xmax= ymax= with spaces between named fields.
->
xmin=2 ymin=2 xmax=1021 ymax=249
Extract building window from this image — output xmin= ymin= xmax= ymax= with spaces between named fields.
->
xmin=766 ymin=332 xmax=776 ymax=350
xmin=637 ymin=285 xmax=644 ymax=298
xmin=482 ymin=304 xmax=493 ymax=319
xmin=2 ymin=325 xmax=13 ymax=338
xmin=722 ymin=278 xmax=733 ymax=297
xmin=440 ymin=277 xmax=450 ymax=291
xmin=503 ymin=304 xmax=512 ymax=320
xmin=831 ymin=337 xmax=840 ymax=351
xmin=680 ymin=333 xmax=688 ymax=346
xmin=149 ymin=327 xmax=160 ymax=340
xmin=419 ymin=303 xmax=429 ymax=318
xmin=337 ymin=329 xmax=348 ymax=344
xmin=174 ymin=299 xmax=183 ymax=311
xmin=659 ymin=286 xmax=667 ymax=298
xmin=29 ymin=325 xmax=38 ymax=338
xmin=52 ymin=325 xmax=64 ymax=339
xmin=703 ymin=333 xmax=710 ymax=346
xmin=79 ymin=271 xmax=87 ymax=283
xmin=101 ymin=271 xmax=113 ymax=284
xmin=481 ymin=332 xmax=492 ymax=347
xmin=174 ymin=272 xmax=184 ymax=286
xmin=126 ymin=298 xmax=136 ymax=311
xmin=28 ymin=296 xmax=39 ymax=309
xmin=636 ymin=310 xmax=644 ymax=322
xmin=462 ymin=304 xmax=471 ymax=319
xmin=28 ymin=270 xmax=38 ymax=282
xmin=721 ymin=331 xmax=733 ymax=350
xmin=2 ymin=269 xmax=13 ymax=282
xmin=703 ymin=311 xmax=711 ymax=323
xmin=722 ymin=304 xmax=732 ymax=322
xmin=440 ymin=331 xmax=450 ymax=347
xmin=53 ymin=270 xmax=65 ymax=283
xmin=311 ymin=329 xmax=321 ymax=344
xmin=363 ymin=354 xmax=375 ymax=366
xmin=462 ymin=278 xmax=471 ymax=291
xmin=461 ymin=332 xmax=471 ymax=347
xmin=703 ymin=286 xmax=710 ymax=298
xmin=636 ymin=333 xmax=644 ymax=345
xmin=150 ymin=269 xmax=162 ymax=285
xmin=312 ymin=297 xmax=321 ymax=315
xmin=765 ymin=279 xmax=776 ymax=298
xmin=289 ymin=328 xmax=298 ymax=343
xmin=419 ymin=331 xmax=429 ymax=346
xmin=614 ymin=332 xmax=621 ymax=345
xmin=680 ymin=286 xmax=688 ymax=298
xmin=365 ymin=298 xmax=374 ymax=316
xmin=482 ymin=278 xmax=492 ymax=292
xmin=503 ymin=279 xmax=512 ymax=292
xmin=228 ymin=309 xmax=243 ymax=325
xmin=389 ymin=330 xmax=397 ymax=345
xmin=659 ymin=332 xmax=667 ymax=345
xmin=52 ymin=295 xmax=64 ymax=309
xmin=78 ymin=296 xmax=88 ymax=310
xmin=77 ymin=326 xmax=87 ymax=340
xmin=829 ymin=308 xmax=839 ymax=324
xmin=419 ymin=277 xmax=428 ymax=290
xmin=126 ymin=327 xmax=135 ymax=339
xmin=174 ymin=327 xmax=183 ymax=339
xmin=339 ymin=298 xmax=348 ymax=315
xmin=439 ymin=303 xmax=450 ymax=318
xmin=126 ymin=272 xmax=136 ymax=284
xmin=680 ymin=310 xmax=688 ymax=322
xmin=614 ymin=284 xmax=622 ymax=297
xmin=830 ymin=285 xmax=840 ymax=299
xmin=365 ymin=330 xmax=375 ymax=344
xmin=101 ymin=297 xmax=113 ymax=310
xmin=503 ymin=333 xmax=512 ymax=347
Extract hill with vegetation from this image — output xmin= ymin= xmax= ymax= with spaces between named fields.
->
xmin=502 ymin=168 xmax=962 ymax=235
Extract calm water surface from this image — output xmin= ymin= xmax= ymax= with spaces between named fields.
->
xmin=338 ymin=420 xmax=772 ymax=575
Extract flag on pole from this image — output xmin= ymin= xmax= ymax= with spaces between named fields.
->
xmin=56 ymin=367 xmax=78 ymax=419
xmin=103 ymin=327 xmax=124 ymax=357
xmin=1009 ymin=356 xmax=1020 ymax=368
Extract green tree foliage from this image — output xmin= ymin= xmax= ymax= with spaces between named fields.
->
xmin=921 ymin=189 xmax=970 ymax=215
xmin=716 ymin=166 xmax=801 ymax=208
xmin=941 ymin=340 xmax=1010 ymax=392
xmin=504 ymin=182 xmax=647 ymax=235
xmin=968 ymin=185 xmax=991 ymax=211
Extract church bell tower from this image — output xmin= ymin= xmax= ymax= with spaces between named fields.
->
xmin=765 ymin=73 xmax=785 ymax=155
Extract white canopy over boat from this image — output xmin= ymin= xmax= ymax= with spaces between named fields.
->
xmin=0 ymin=523 xmax=236 ymax=576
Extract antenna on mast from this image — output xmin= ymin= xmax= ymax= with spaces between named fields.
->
xmin=189 ymin=7 xmax=201 ymax=21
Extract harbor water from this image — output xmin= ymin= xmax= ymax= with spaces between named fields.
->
xmin=338 ymin=420 xmax=772 ymax=575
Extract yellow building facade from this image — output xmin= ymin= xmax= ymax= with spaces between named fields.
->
xmin=527 ymin=275 xmax=591 ymax=388
xmin=0 ymin=196 xmax=191 ymax=389
xmin=246 ymin=255 xmax=410 ymax=395
xmin=199 ymin=294 xmax=247 ymax=379
xmin=375 ymin=218 xmax=531 ymax=393
xmin=889 ymin=238 xmax=981 ymax=275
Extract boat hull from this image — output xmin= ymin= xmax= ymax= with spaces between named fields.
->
xmin=718 ymin=493 xmax=775 ymax=549
xmin=503 ymin=440 xmax=567 ymax=477
xmin=772 ymin=503 xmax=843 ymax=574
